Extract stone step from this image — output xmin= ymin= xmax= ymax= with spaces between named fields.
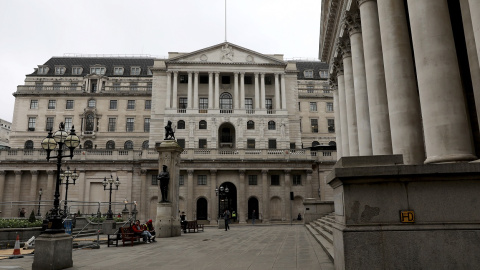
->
xmin=305 ymin=224 xmax=334 ymax=262
xmin=311 ymin=223 xmax=333 ymax=244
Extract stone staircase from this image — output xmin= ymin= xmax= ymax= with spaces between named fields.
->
xmin=305 ymin=212 xmax=335 ymax=262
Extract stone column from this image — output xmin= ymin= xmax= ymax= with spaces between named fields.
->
xmin=193 ymin=72 xmax=199 ymax=109
xmin=187 ymin=72 xmax=193 ymax=109
xmin=234 ymin=72 xmax=239 ymax=109
xmin=210 ymin=169 xmax=217 ymax=223
xmin=0 ymin=171 xmax=5 ymax=215
xmin=377 ymin=0 xmax=425 ymax=165
xmin=13 ymin=170 xmax=22 ymax=203
xmin=215 ymin=72 xmax=220 ymax=109
xmin=261 ymin=170 xmax=269 ymax=223
xmin=275 ymin=73 xmax=281 ymax=110
xmin=331 ymin=79 xmax=343 ymax=159
xmin=284 ymin=170 xmax=291 ymax=222
xmin=254 ymin=73 xmax=260 ymax=109
xmin=407 ymin=0 xmax=476 ymax=163
xmin=346 ymin=11 xmax=373 ymax=156
xmin=260 ymin=73 xmax=266 ymax=109
xmin=240 ymin=72 xmax=246 ymax=109
xmin=78 ymin=170 xmax=86 ymax=215
xmin=140 ymin=169 xmax=147 ymax=221
xmin=187 ymin=169 xmax=194 ymax=221
xmin=172 ymin=71 xmax=178 ymax=109
xmin=30 ymin=170 xmax=39 ymax=200
xmin=237 ymin=170 xmax=246 ymax=224
xmin=306 ymin=170 xmax=313 ymax=198
xmin=358 ymin=0 xmax=393 ymax=155
xmin=208 ymin=72 xmax=213 ymax=109
xmin=340 ymin=39 xmax=360 ymax=156
xmin=468 ymin=0 xmax=480 ymax=67
xmin=166 ymin=71 xmax=172 ymax=109
xmin=281 ymin=73 xmax=287 ymax=109
xmin=336 ymin=61 xmax=350 ymax=156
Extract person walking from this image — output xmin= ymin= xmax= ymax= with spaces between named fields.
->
xmin=252 ymin=210 xmax=256 ymax=225
xmin=224 ymin=209 xmax=230 ymax=231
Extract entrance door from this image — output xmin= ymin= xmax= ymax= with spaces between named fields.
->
xmin=248 ymin=197 xmax=259 ymax=220
xmin=196 ymin=198 xmax=208 ymax=220
xmin=217 ymin=182 xmax=237 ymax=219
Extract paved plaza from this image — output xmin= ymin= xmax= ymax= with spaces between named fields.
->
xmin=0 ymin=224 xmax=333 ymax=270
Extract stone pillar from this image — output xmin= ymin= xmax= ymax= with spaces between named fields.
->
xmin=331 ymin=81 xmax=343 ymax=160
xmin=187 ymin=72 xmax=193 ymax=109
xmin=208 ymin=72 xmax=213 ymax=109
xmin=238 ymin=169 xmax=246 ymax=224
xmin=166 ymin=71 xmax=172 ymax=109
xmin=0 ymin=171 xmax=5 ymax=215
xmin=275 ymin=73 xmax=281 ymax=110
xmin=358 ymin=0 xmax=393 ymax=155
xmin=336 ymin=62 xmax=350 ymax=156
xmin=284 ymin=170 xmax=291 ymax=222
xmin=281 ymin=73 xmax=287 ymax=109
xmin=193 ymin=72 xmax=199 ymax=109
xmin=346 ymin=11 xmax=373 ymax=156
xmin=240 ymin=72 xmax=246 ymax=109
xmin=215 ymin=72 xmax=220 ymax=109
xmin=210 ymin=169 xmax=217 ymax=223
xmin=254 ymin=73 xmax=260 ymax=109
xmin=234 ymin=72 xmax=239 ymax=109
xmin=261 ymin=170 xmax=269 ymax=223
xmin=340 ymin=39 xmax=360 ymax=156
xmin=13 ymin=170 xmax=22 ymax=203
xmin=306 ymin=170 xmax=313 ymax=198
xmin=140 ymin=169 xmax=147 ymax=221
xmin=260 ymin=73 xmax=266 ymax=109
xmin=407 ymin=0 xmax=476 ymax=163
xmin=468 ymin=0 xmax=480 ymax=67
xmin=154 ymin=140 xmax=183 ymax=237
xmin=30 ymin=170 xmax=39 ymax=200
xmin=377 ymin=0 xmax=425 ymax=165
xmin=78 ymin=170 xmax=86 ymax=215
xmin=186 ymin=169 xmax=194 ymax=221
xmin=33 ymin=234 xmax=73 ymax=270
xmin=172 ymin=71 xmax=178 ymax=109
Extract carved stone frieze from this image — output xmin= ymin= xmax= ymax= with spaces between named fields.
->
xmin=345 ymin=10 xmax=362 ymax=36
xmin=338 ymin=39 xmax=352 ymax=58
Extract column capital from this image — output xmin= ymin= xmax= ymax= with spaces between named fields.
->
xmin=187 ymin=71 xmax=193 ymax=74
xmin=306 ymin=169 xmax=313 ymax=175
xmin=194 ymin=71 xmax=199 ymax=75
xmin=344 ymin=10 xmax=362 ymax=36
xmin=261 ymin=169 xmax=268 ymax=175
xmin=214 ymin=72 xmax=220 ymax=75
xmin=173 ymin=71 xmax=178 ymax=75
xmin=140 ymin=169 xmax=147 ymax=175
xmin=239 ymin=169 xmax=246 ymax=175
xmin=30 ymin=170 xmax=39 ymax=175
xmin=254 ymin=72 xmax=259 ymax=76
xmin=239 ymin=72 xmax=245 ymax=75
xmin=47 ymin=170 xmax=55 ymax=175
xmin=210 ymin=169 xmax=217 ymax=175
xmin=357 ymin=0 xmax=375 ymax=7
xmin=334 ymin=59 xmax=344 ymax=75
xmin=208 ymin=71 xmax=213 ymax=75
xmin=338 ymin=38 xmax=352 ymax=58
xmin=329 ymin=77 xmax=338 ymax=90
xmin=284 ymin=169 xmax=291 ymax=175
xmin=14 ymin=170 xmax=23 ymax=176
xmin=233 ymin=72 xmax=239 ymax=75
xmin=166 ymin=70 xmax=172 ymax=74
xmin=260 ymin=73 xmax=265 ymax=76
xmin=187 ymin=169 xmax=194 ymax=176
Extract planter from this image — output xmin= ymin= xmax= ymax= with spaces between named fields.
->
xmin=0 ymin=227 xmax=42 ymax=248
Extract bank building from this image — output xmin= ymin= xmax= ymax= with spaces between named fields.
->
xmin=0 ymin=42 xmax=336 ymax=224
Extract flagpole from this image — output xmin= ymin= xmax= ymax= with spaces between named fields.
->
xmin=225 ymin=0 xmax=227 ymax=42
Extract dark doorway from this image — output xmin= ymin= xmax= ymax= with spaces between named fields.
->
xmin=248 ymin=197 xmax=259 ymax=220
xmin=196 ymin=198 xmax=208 ymax=220
xmin=217 ymin=182 xmax=237 ymax=219
xmin=218 ymin=123 xmax=235 ymax=148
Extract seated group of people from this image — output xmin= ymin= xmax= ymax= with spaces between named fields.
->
xmin=131 ymin=219 xmax=156 ymax=243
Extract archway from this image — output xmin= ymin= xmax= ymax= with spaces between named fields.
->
xmin=218 ymin=122 xmax=236 ymax=148
xmin=196 ymin=197 xmax=208 ymax=220
xmin=270 ymin=196 xmax=282 ymax=221
xmin=217 ymin=181 xmax=237 ymax=219
xmin=248 ymin=197 xmax=259 ymax=220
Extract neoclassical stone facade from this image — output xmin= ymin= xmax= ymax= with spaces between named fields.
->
xmin=1 ymin=43 xmax=336 ymax=223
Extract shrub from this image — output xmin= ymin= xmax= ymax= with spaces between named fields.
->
xmin=0 ymin=219 xmax=43 ymax=228
xmin=28 ymin=210 xmax=36 ymax=223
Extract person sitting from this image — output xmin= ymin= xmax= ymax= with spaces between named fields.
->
xmin=132 ymin=220 xmax=155 ymax=243
xmin=180 ymin=211 xmax=187 ymax=233
xmin=144 ymin=219 xmax=156 ymax=242
xmin=297 ymin=213 xmax=302 ymax=221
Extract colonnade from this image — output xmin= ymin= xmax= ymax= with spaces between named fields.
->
xmin=330 ymin=0 xmax=478 ymax=164
xmin=165 ymin=71 xmax=287 ymax=111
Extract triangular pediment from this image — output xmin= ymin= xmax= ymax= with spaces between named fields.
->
xmin=166 ymin=42 xmax=286 ymax=66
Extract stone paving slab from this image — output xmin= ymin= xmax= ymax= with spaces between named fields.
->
xmin=0 ymin=225 xmax=333 ymax=270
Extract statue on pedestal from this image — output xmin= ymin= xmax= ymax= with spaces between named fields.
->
xmin=165 ymin=121 xmax=175 ymax=140
xmin=158 ymin=165 xmax=170 ymax=202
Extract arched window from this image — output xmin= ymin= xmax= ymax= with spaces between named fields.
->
xmin=199 ymin=120 xmax=207 ymax=129
xmin=85 ymin=114 xmax=94 ymax=133
xmin=84 ymin=140 xmax=93 ymax=149
xmin=24 ymin=140 xmax=34 ymax=149
xmin=106 ymin=140 xmax=115 ymax=149
xmin=142 ymin=140 xmax=149 ymax=149
xmin=88 ymin=99 xmax=96 ymax=108
xmin=312 ymin=141 xmax=320 ymax=147
xmin=177 ymin=120 xmax=185 ymax=129
xmin=268 ymin=121 xmax=276 ymax=130
xmin=247 ymin=120 xmax=255 ymax=130
xmin=124 ymin=140 xmax=133 ymax=150
xmin=220 ymin=92 xmax=233 ymax=110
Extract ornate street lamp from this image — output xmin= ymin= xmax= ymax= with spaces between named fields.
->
xmin=37 ymin=188 xmax=43 ymax=217
xmin=60 ymin=166 xmax=78 ymax=217
xmin=102 ymin=175 xmax=120 ymax=220
xmin=123 ymin=198 xmax=128 ymax=212
xmin=215 ymin=185 xmax=229 ymax=219
xmin=41 ymin=123 xmax=80 ymax=233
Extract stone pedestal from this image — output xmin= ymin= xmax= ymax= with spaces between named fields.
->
xmin=102 ymin=219 xmax=117 ymax=235
xmin=32 ymin=233 xmax=73 ymax=270
xmin=218 ymin=219 xmax=225 ymax=229
xmin=155 ymin=140 xmax=183 ymax=238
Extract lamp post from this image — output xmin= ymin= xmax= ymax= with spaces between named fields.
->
xmin=37 ymin=188 xmax=43 ymax=216
xmin=102 ymin=175 xmax=120 ymax=220
xmin=41 ymin=122 xmax=80 ymax=233
xmin=123 ymin=198 xmax=128 ymax=212
xmin=215 ymin=185 xmax=229 ymax=219
xmin=60 ymin=166 xmax=78 ymax=217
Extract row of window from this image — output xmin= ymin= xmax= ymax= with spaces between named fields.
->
xmin=27 ymin=116 xmax=151 ymax=133
xmin=178 ymin=74 xmax=274 ymax=85
xmin=151 ymin=174 xmax=302 ymax=186
xmin=38 ymin=66 xmax=151 ymax=76
xmin=304 ymin=70 xmax=329 ymax=79
xmin=307 ymin=102 xmax=333 ymax=112
xmin=175 ymin=138 xmax=279 ymax=149
xmin=33 ymin=82 xmax=152 ymax=91
xmin=24 ymin=139 xmax=149 ymax=150
xmin=309 ymin=119 xmax=335 ymax=133
xmin=175 ymin=120 xmax=278 ymax=130
xmin=30 ymin=99 xmax=151 ymax=110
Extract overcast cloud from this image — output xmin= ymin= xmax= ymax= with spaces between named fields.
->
xmin=0 ymin=0 xmax=321 ymax=122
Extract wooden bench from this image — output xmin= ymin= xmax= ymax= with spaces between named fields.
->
xmin=185 ymin=220 xmax=204 ymax=233
xmin=197 ymin=223 xmax=204 ymax=232
xmin=107 ymin=233 xmax=120 ymax=247
xmin=120 ymin=227 xmax=142 ymax=246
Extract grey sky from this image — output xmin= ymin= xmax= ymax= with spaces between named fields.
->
xmin=0 ymin=0 xmax=321 ymax=122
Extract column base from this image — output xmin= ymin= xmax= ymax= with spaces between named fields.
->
xmin=32 ymin=233 xmax=72 ymax=270
xmin=424 ymin=153 xmax=477 ymax=164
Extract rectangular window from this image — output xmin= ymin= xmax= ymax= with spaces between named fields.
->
xmin=48 ymin=100 xmax=56 ymax=109
xmin=248 ymin=175 xmax=258 ymax=185
xmin=179 ymin=98 xmax=188 ymax=109
xmin=113 ymin=67 xmax=124 ymax=75
xmin=113 ymin=83 xmax=121 ymax=91
xmin=177 ymin=139 xmax=185 ymax=149
xmin=244 ymin=76 xmax=253 ymax=84
xmin=199 ymin=75 xmax=209 ymax=84
xmin=311 ymin=119 xmax=318 ymax=133
xmin=199 ymin=98 xmax=208 ymax=110
xmin=245 ymin=98 xmax=253 ymax=110
xmin=247 ymin=139 xmax=255 ymax=149
xmin=328 ymin=119 xmax=335 ymax=133
xmin=145 ymin=100 xmax=151 ymax=110
xmin=55 ymin=67 xmax=65 ymax=75
xmin=265 ymin=76 xmax=272 ymax=85
xmin=90 ymin=67 xmax=106 ymax=75
xmin=72 ymin=67 xmax=82 ymax=75
xmin=271 ymin=175 xmax=280 ymax=186
xmin=304 ymin=70 xmax=313 ymax=78
xmin=199 ymin=139 xmax=207 ymax=148
xmin=126 ymin=118 xmax=134 ymax=132
xmin=268 ymin=139 xmax=277 ymax=149
xmin=144 ymin=118 xmax=150 ymax=132
xmin=46 ymin=117 xmax=54 ymax=131
xmin=130 ymin=83 xmax=138 ymax=91
xmin=109 ymin=100 xmax=117 ymax=110
xmin=290 ymin=143 xmax=296 ymax=149
xmin=70 ymin=83 xmax=78 ymax=91
xmin=28 ymin=117 xmax=36 ymax=131
xmin=298 ymin=102 xmax=301 ymax=111
xmin=310 ymin=102 xmax=317 ymax=112
xmin=293 ymin=175 xmax=302 ymax=186
xmin=326 ymin=102 xmax=333 ymax=112
xmin=179 ymin=175 xmax=185 ymax=186
xmin=127 ymin=100 xmax=135 ymax=110
xmin=66 ymin=100 xmax=74 ymax=109
xmin=108 ymin=118 xmax=116 ymax=132
xmin=179 ymin=75 xmax=188 ymax=83
xmin=222 ymin=76 xmax=230 ymax=84
xmin=53 ymin=83 xmax=61 ymax=91
xmin=30 ymin=100 xmax=38 ymax=109
xmin=307 ymin=85 xmax=314 ymax=93
xmin=151 ymin=175 xmax=158 ymax=185
xmin=147 ymin=82 xmax=152 ymax=91
xmin=64 ymin=117 xmax=72 ymax=131
xmin=266 ymin=99 xmax=273 ymax=111
xmin=35 ymin=82 xmax=43 ymax=91
xmin=197 ymin=175 xmax=207 ymax=185
xmin=320 ymin=70 xmax=329 ymax=78
xmin=131 ymin=67 xmax=141 ymax=75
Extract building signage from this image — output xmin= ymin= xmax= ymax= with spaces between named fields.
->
xmin=400 ymin=210 xmax=415 ymax=223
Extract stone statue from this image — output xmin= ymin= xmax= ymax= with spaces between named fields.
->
xmin=221 ymin=44 xmax=234 ymax=61
xmin=164 ymin=120 xmax=175 ymax=140
xmin=157 ymin=165 xmax=170 ymax=202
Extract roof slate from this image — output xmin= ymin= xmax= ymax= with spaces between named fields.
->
xmin=294 ymin=61 xmax=329 ymax=80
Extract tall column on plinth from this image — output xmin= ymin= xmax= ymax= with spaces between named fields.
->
xmin=260 ymin=73 xmax=266 ymax=109
xmin=193 ymin=72 xmax=199 ymax=109
xmin=240 ymin=72 xmax=246 ymax=109
xmin=330 ymin=76 xmax=342 ymax=160
xmin=261 ymin=170 xmax=269 ymax=223
xmin=238 ymin=169 xmax=246 ymax=224
xmin=210 ymin=169 xmax=217 ymax=223
xmin=208 ymin=72 xmax=213 ymax=109
xmin=186 ymin=169 xmax=194 ymax=221
xmin=13 ymin=170 xmax=22 ymax=204
xmin=187 ymin=72 xmax=193 ymax=109
xmin=30 ymin=170 xmax=39 ymax=201
xmin=234 ymin=72 xmax=239 ymax=109
xmin=254 ymin=73 xmax=260 ymax=109
xmin=336 ymin=59 xmax=350 ymax=157
xmin=154 ymin=138 xmax=184 ymax=238
xmin=214 ymin=72 xmax=220 ymax=109
xmin=172 ymin=72 xmax=178 ymax=109
xmin=281 ymin=73 xmax=287 ymax=109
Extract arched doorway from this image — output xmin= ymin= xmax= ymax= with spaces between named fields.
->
xmin=217 ymin=182 xmax=237 ymax=219
xmin=196 ymin=198 xmax=208 ymax=220
xmin=218 ymin=123 xmax=235 ymax=148
xmin=248 ymin=197 xmax=259 ymax=220
xmin=270 ymin=196 xmax=282 ymax=221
